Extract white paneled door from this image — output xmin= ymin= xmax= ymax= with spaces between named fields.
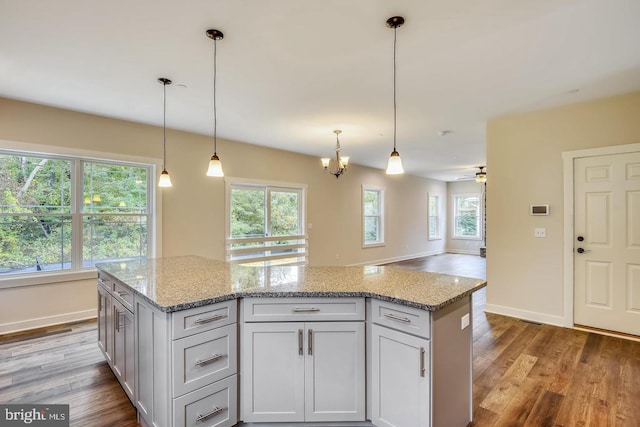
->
xmin=574 ymin=151 xmax=640 ymax=336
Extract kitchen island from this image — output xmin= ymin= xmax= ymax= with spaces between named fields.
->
xmin=96 ymin=255 xmax=486 ymax=427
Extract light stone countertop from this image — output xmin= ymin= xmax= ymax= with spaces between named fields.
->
xmin=96 ymin=255 xmax=486 ymax=313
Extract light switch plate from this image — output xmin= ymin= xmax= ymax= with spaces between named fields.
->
xmin=535 ymin=228 xmax=546 ymax=238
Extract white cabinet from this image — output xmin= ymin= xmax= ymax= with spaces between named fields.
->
xmin=97 ymin=274 xmax=134 ymax=403
xmin=113 ymin=298 xmax=135 ymax=401
xmin=371 ymin=324 xmax=429 ymax=427
xmin=241 ymin=298 xmax=365 ymax=423
xmin=135 ymin=297 xmax=238 ymax=427
xmin=97 ymin=281 xmax=111 ymax=363
xmin=369 ymin=297 xmax=473 ymax=427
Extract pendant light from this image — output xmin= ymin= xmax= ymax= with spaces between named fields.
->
xmin=385 ymin=16 xmax=405 ymax=175
xmin=206 ymin=29 xmax=225 ymax=177
xmin=158 ymin=77 xmax=173 ymax=187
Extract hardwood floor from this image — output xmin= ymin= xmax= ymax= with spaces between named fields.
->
xmin=1 ymin=253 xmax=639 ymax=426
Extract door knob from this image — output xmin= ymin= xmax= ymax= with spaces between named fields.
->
xmin=576 ymin=248 xmax=591 ymax=254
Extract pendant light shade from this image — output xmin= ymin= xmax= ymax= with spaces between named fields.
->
xmin=385 ymin=16 xmax=405 ymax=175
xmin=205 ymin=29 xmax=225 ymax=177
xmin=158 ymin=77 xmax=173 ymax=187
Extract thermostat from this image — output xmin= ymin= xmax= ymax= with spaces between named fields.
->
xmin=530 ymin=205 xmax=549 ymax=215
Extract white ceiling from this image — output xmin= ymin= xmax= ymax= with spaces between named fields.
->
xmin=2 ymin=0 xmax=640 ymax=181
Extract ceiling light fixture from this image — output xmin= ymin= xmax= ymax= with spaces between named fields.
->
xmin=158 ymin=77 xmax=173 ymax=188
xmin=475 ymin=166 xmax=487 ymax=183
xmin=385 ymin=16 xmax=405 ymax=175
xmin=205 ymin=29 xmax=225 ymax=177
xmin=321 ymin=130 xmax=350 ymax=179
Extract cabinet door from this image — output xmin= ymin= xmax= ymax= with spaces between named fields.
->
xmin=97 ymin=284 xmax=111 ymax=363
xmin=242 ymin=322 xmax=305 ymax=422
xmin=113 ymin=299 xmax=135 ymax=402
xmin=372 ymin=324 xmax=430 ymax=427
xmin=304 ymin=322 xmax=365 ymax=422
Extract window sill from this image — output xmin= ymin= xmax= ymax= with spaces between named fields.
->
xmin=0 ymin=270 xmax=98 ymax=289
xmin=363 ymin=242 xmax=386 ymax=249
xmin=451 ymin=236 xmax=483 ymax=241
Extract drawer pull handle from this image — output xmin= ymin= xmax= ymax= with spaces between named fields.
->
xmin=293 ymin=307 xmax=320 ymax=313
xmin=420 ymin=347 xmax=426 ymax=377
xmin=194 ymin=314 xmax=227 ymax=324
xmin=384 ymin=313 xmax=411 ymax=323
xmin=115 ymin=291 xmax=128 ymax=298
xmin=195 ymin=406 xmax=224 ymax=421
xmin=298 ymin=329 xmax=303 ymax=355
xmin=195 ymin=353 xmax=225 ymax=366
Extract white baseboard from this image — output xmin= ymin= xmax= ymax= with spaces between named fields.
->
xmin=347 ymin=250 xmax=446 ymax=267
xmin=0 ymin=309 xmax=97 ymax=335
xmin=445 ymin=249 xmax=482 ymax=255
xmin=483 ymin=303 xmax=565 ymax=327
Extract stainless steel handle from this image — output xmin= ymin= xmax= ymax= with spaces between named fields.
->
xmin=195 ymin=353 xmax=224 ymax=366
xmin=293 ymin=307 xmax=320 ymax=313
xmin=308 ymin=329 xmax=313 ymax=356
xmin=298 ymin=329 xmax=304 ymax=355
xmin=384 ymin=313 xmax=411 ymax=323
xmin=195 ymin=406 xmax=224 ymax=421
xmin=114 ymin=308 xmax=120 ymax=332
xmin=115 ymin=290 xmax=127 ymax=298
xmin=420 ymin=347 xmax=426 ymax=377
xmin=194 ymin=314 xmax=226 ymax=324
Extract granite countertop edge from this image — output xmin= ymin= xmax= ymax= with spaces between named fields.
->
xmin=122 ymin=282 xmax=487 ymax=314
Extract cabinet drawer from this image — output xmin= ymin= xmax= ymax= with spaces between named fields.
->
xmin=172 ymin=300 xmax=237 ymax=340
xmin=112 ymin=280 xmax=134 ymax=313
xmin=243 ymin=297 xmax=365 ymax=322
xmin=371 ymin=299 xmax=430 ymax=339
xmin=97 ymin=274 xmax=114 ymax=292
xmin=173 ymin=324 xmax=237 ymax=397
xmin=173 ymin=374 xmax=238 ymax=427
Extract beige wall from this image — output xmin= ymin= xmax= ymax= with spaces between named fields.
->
xmin=486 ymin=91 xmax=640 ymax=325
xmin=446 ymin=180 xmax=485 ymax=255
xmin=0 ymin=97 xmax=446 ymax=333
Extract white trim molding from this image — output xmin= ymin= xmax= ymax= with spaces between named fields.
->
xmin=484 ymin=303 xmax=565 ymax=328
xmin=0 ymin=309 xmax=97 ymax=335
xmin=561 ymin=142 xmax=640 ymax=329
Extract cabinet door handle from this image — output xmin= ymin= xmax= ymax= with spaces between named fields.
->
xmin=195 ymin=353 xmax=225 ymax=366
xmin=298 ymin=329 xmax=304 ymax=355
xmin=293 ymin=307 xmax=320 ymax=313
xmin=420 ymin=347 xmax=426 ymax=378
xmin=308 ymin=329 xmax=313 ymax=356
xmin=194 ymin=314 xmax=226 ymax=324
xmin=384 ymin=313 xmax=411 ymax=323
xmin=195 ymin=406 xmax=224 ymax=421
xmin=114 ymin=308 xmax=120 ymax=332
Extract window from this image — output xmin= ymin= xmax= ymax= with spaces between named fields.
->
xmin=428 ymin=193 xmax=442 ymax=240
xmin=362 ymin=186 xmax=384 ymax=246
xmin=452 ymin=193 xmax=482 ymax=239
xmin=227 ymin=180 xmax=307 ymax=265
xmin=0 ymin=150 xmax=152 ymax=277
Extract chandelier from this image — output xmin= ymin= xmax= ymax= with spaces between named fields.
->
xmin=321 ymin=130 xmax=350 ymax=179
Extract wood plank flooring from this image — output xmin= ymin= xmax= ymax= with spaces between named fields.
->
xmin=1 ymin=253 xmax=638 ymax=426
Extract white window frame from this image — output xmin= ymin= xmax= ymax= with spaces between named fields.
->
xmin=451 ymin=193 xmax=482 ymax=240
xmin=225 ymin=177 xmax=308 ymax=266
xmin=427 ymin=192 xmax=443 ymax=240
xmin=362 ymin=185 xmax=385 ymax=247
xmin=0 ymin=141 xmax=160 ymax=288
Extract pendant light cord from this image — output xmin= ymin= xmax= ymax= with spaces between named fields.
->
xmin=213 ymin=38 xmax=218 ymax=156
xmin=393 ymin=25 xmax=397 ymax=152
xmin=162 ymin=81 xmax=167 ymax=170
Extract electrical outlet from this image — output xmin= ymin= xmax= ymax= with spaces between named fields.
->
xmin=535 ymin=228 xmax=546 ymax=238
xmin=461 ymin=313 xmax=470 ymax=330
